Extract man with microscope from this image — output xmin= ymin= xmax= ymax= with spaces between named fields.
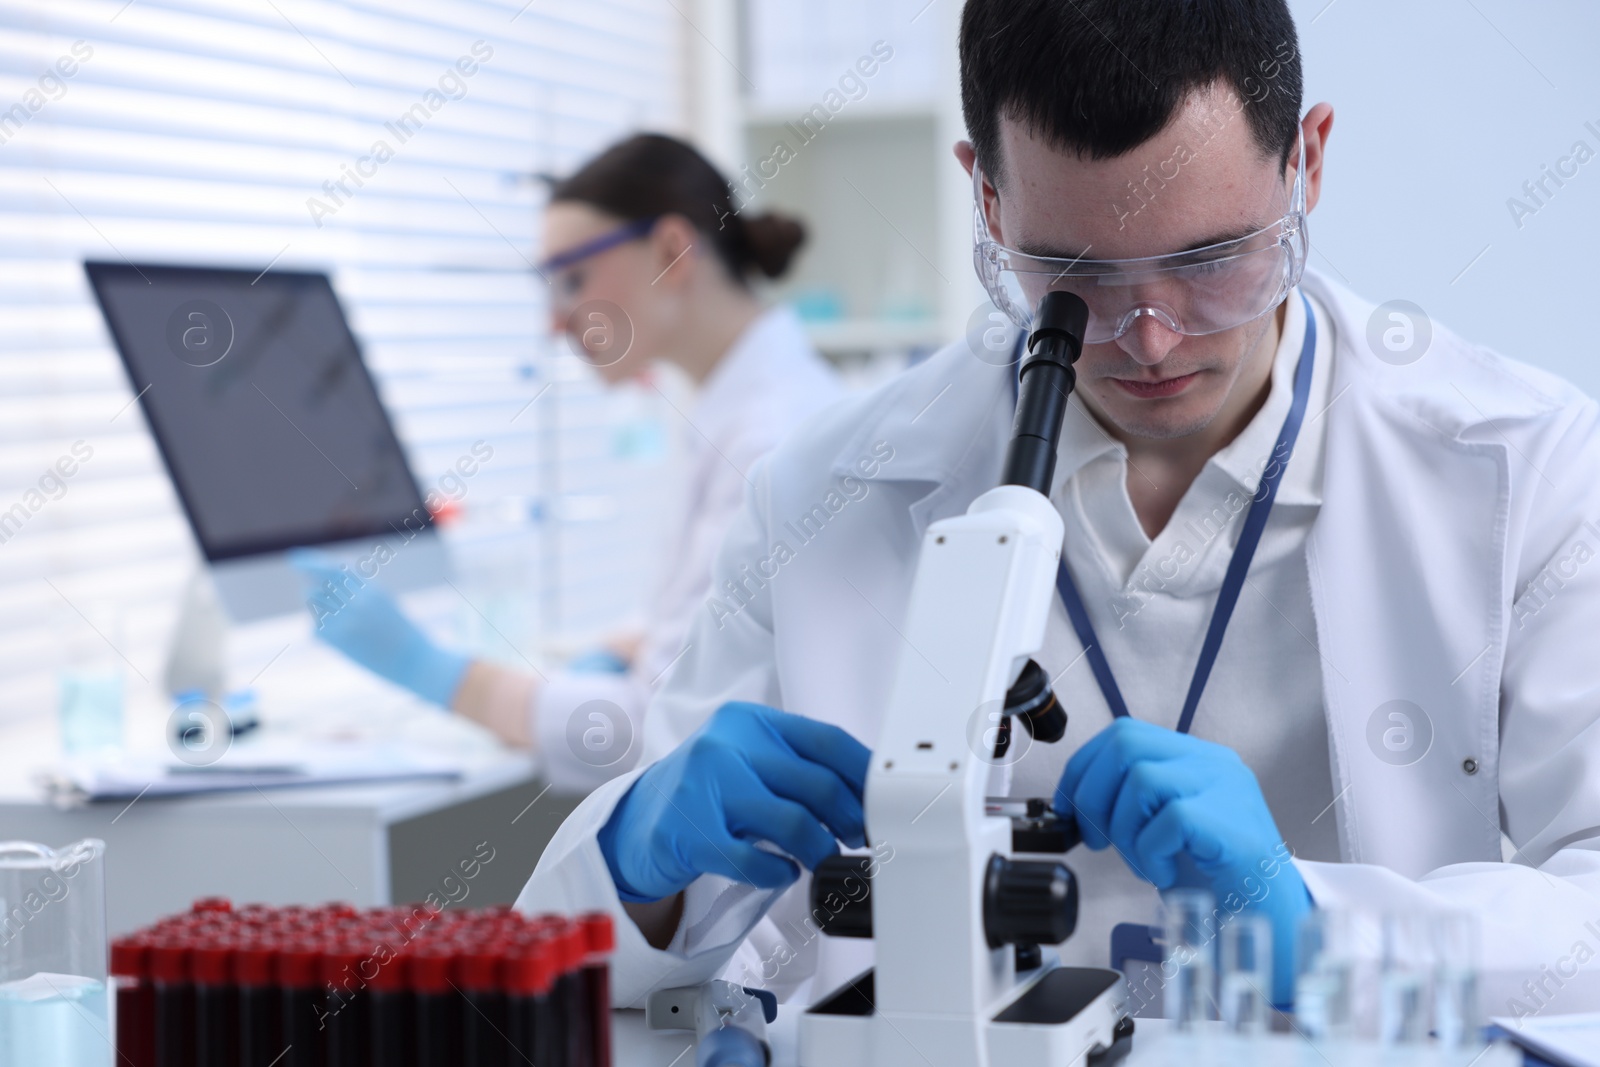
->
xmin=517 ymin=0 xmax=1600 ymax=1025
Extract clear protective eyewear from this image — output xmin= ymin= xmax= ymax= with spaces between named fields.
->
xmin=972 ymin=136 xmax=1307 ymax=344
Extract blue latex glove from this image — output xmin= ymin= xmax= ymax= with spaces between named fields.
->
xmin=1054 ymin=718 xmax=1311 ymax=1007
xmin=598 ymin=701 xmax=871 ymax=903
xmin=290 ymin=551 xmax=470 ymax=709
xmin=698 ymin=1025 xmax=767 ymax=1067
xmin=567 ymin=648 xmax=631 ymax=675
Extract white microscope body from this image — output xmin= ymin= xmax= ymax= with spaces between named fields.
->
xmin=799 ymin=293 xmax=1131 ymax=1067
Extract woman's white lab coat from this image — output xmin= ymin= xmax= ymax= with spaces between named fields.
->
xmin=517 ymin=270 xmax=1600 ymax=1018
xmin=532 ymin=305 xmax=843 ymax=790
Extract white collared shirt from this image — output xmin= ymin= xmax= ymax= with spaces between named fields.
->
xmin=1007 ymin=289 xmax=1340 ymax=967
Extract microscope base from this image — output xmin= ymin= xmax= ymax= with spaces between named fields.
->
xmin=799 ymin=965 xmax=1130 ymax=1067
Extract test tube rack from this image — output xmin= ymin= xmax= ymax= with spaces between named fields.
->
xmin=110 ymin=897 xmax=614 ymax=1067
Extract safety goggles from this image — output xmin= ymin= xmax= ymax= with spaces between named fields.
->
xmin=972 ymin=137 xmax=1307 ymax=344
xmin=538 ymin=215 xmax=658 ymax=298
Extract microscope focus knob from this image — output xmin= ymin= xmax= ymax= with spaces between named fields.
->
xmin=810 ymin=854 xmax=875 ymax=938
xmin=983 ymin=854 xmax=1078 ymax=949
xmin=1005 ymin=659 xmax=1067 ymax=743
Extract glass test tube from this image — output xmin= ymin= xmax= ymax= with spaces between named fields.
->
xmin=1379 ymin=913 xmax=1430 ymax=1045
xmin=1162 ymin=888 xmax=1217 ymax=1028
xmin=1432 ymin=911 xmax=1481 ymax=1047
xmin=1219 ymin=913 xmax=1272 ymax=1035
xmin=1294 ymin=909 xmax=1355 ymax=1040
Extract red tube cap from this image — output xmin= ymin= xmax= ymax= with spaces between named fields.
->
xmin=502 ymin=942 xmax=552 ymax=997
xmin=320 ymin=943 xmax=373 ymax=987
xmin=555 ymin=923 xmax=586 ymax=974
xmin=367 ymin=945 xmax=410 ymax=993
xmin=191 ymin=943 xmax=234 ymax=986
xmin=276 ymin=942 xmax=323 ymax=990
xmin=234 ymin=943 xmax=278 ymax=987
xmin=455 ymin=948 xmax=502 ymax=993
xmin=579 ymin=912 xmax=615 ymax=956
xmin=146 ymin=940 xmax=191 ymax=985
xmin=109 ymin=938 xmax=147 ymax=979
xmin=409 ymin=943 xmax=455 ymax=995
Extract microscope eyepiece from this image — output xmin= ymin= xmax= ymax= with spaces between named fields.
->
xmin=1028 ymin=290 xmax=1090 ymax=355
xmin=1001 ymin=291 xmax=1090 ymax=494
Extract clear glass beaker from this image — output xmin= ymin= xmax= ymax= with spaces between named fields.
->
xmin=0 ymin=839 xmax=112 ymax=1067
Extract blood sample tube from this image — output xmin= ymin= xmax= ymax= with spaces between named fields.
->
xmin=579 ymin=913 xmax=615 ymax=1067
xmin=455 ymin=942 xmax=506 ymax=1067
xmin=276 ymin=939 xmax=323 ymax=1067
xmin=233 ymin=938 xmax=279 ymax=1067
xmin=147 ymin=937 xmax=194 ymax=1067
xmin=502 ymin=938 xmax=551 ymax=1067
xmin=112 ymin=936 xmax=156 ymax=1067
xmin=319 ymin=941 xmax=369 ymax=1067
xmin=551 ymin=921 xmax=588 ymax=1067
xmin=190 ymin=938 xmax=236 ymax=1067
xmin=410 ymin=940 xmax=458 ymax=1067
xmin=528 ymin=925 xmax=568 ymax=1067
xmin=366 ymin=942 xmax=411 ymax=1067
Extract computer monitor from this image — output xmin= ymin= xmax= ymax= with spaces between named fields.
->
xmin=85 ymin=261 xmax=450 ymax=621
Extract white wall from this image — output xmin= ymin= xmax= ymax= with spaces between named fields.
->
xmin=1291 ymin=0 xmax=1600 ymax=394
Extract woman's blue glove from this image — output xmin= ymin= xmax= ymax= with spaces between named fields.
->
xmin=598 ymin=701 xmax=871 ymax=903
xmin=290 ymin=551 xmax=470 ymax=709
xmin=567 ymin=648 xmax=631 ymax=675
xmin=1054 ymin=717 xmax=1311 ymax=1007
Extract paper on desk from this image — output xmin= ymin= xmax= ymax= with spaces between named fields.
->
xmin=1490 ymin=1011 xmax=1600 ymax=1067
xmin=37 ymin=737 xmax=463 ymax=805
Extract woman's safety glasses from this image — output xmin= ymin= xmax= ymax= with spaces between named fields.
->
xmin=538 ymin=215 xmax=658 ymax=303
xmin=972 ymin=137 xmax=1307 ymax=344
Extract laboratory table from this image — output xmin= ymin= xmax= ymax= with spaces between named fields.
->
xmin=0 ymin=746 xmax=584 ymax=936
xmin=610 ymin=1009 xmax=1529 ymax=1067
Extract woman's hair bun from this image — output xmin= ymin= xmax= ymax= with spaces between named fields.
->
xmin=740 ymin=212 xmax=807 ymax=280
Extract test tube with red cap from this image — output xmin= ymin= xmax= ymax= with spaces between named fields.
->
xmin=503 ymin=935 xmax=552 ymax=1067
xmin=366 ymin=940 xmax=412 ymax=1067
xmin=275 ymin=938 xmax=323 ymax=1067
xmin=112 ymin=936 xmax=156 ymax=1067
xmin=189 ymin=935 xmax=236 ymax=1067
xmin=319 ymin=938 xmax=371 ymax=1067
xmin=233 ymin=938 xmax=279 ymax=1067
xmin=579 ymin=912 xmax=615 ymax=1067
xmin=146 ymin=935 xmax=194 ymax=1067
xmin=455 ymin=941 xmax=507 ymax=1067
xmin=410 ymin=939 xmax=458 ymax=1066
xmin=546 ymin=920 xmax=591 ymax=1067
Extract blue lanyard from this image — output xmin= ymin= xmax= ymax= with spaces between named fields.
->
xmin=1014 ymin=291 xmax=1317 ymax=735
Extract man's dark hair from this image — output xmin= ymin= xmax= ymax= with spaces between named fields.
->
xmin=961 ymin=0 xmax=1302 ymax=185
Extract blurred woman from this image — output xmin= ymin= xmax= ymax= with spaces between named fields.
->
xmin=298 ymin=133 xmax=841 ymax=789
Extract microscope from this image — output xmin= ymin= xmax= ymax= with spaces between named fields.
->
xmin=800 ymin=292 xmax=1133 ymax=1067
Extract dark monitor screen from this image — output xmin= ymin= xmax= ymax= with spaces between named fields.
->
xmin=85 ymin=262 xmax=431 ymax=562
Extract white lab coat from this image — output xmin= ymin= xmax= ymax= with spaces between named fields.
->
xmin=532 ymin=305 xmax=844 ymax=792
xmin=516 ymin=271 xmax=1600 ymax=1020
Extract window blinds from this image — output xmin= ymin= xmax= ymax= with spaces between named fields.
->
xmin=0 ymin=0 xmax=684 ymax=724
